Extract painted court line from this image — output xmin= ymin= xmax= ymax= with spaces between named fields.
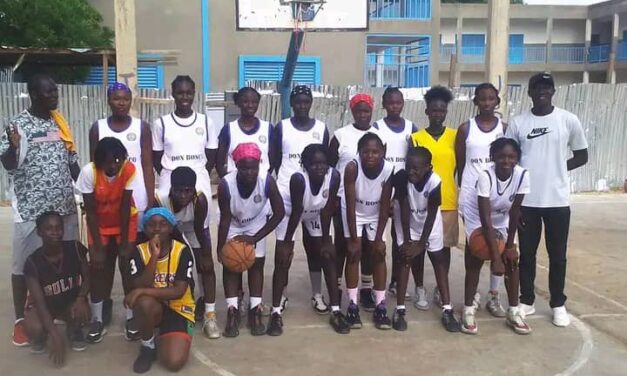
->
xmin=556 ymin=315 xmax=594 ymax=376
xmin=193 ymin=348 xmax=238 ymax=376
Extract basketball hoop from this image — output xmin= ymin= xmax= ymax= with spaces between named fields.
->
xmin=281 ymin=0 xmax=325 ymax=25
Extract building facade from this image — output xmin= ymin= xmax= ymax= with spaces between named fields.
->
xmin=88 ymin=0 xmax=627 ymax=91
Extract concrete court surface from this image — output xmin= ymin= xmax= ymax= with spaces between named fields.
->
xmin=0 ymin=193 xmax=627 ymax=376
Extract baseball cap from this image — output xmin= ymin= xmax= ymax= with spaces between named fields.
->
xmin=528 ymin=72 xmax=555 ymax=90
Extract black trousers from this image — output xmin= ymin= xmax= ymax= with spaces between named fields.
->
xmin=519 ymin=206 xmax=570 ymax=308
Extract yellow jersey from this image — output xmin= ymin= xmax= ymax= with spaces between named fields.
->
xmin=410 ymin=128 xmax=458 ymax=210
xmin=132 ymin=240 xmax=196 ymax=322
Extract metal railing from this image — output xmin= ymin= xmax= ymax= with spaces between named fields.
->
xmin=550 ymin=46 xmax=586 ymax=64
xmin=616 ymin=41 xmax=627 ymax=62
xmin=460 ymin=46 xmax=485 ymax=64
xmin=440 ymin=45 xmax=455 ymax=63
xmin=588 ymin=44 xmax=610 ymax=63
xmin=369 ymin=0 xmax=431 ymax=19
xmin=440 ymin=44 xmax=606 ymax=65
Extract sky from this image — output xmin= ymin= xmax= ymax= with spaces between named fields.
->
xmin=524 ymin=0 xmax=606 ymax=4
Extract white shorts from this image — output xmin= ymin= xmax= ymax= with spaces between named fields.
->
xmin=276 ymin=215 xmax=324 ymax=241
xmin=392 ymin=204 xmax=444 ymax=252
xmin=227 ymin=216 xmax=267 ymax=258
xmin=341 ymin=207 xmax=379 ymax=241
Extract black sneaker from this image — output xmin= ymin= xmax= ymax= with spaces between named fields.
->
xmin=373 ymin=302 xmax=392 ymax=330
xmin=223 ymin=306 xmax=240 ymax=338
xmin=67 ymin=326 xmax=87 ymax=351
xmin=388 ymin=281 xmax=398 ymax=296
xmin=30 ymin=339 xmax=46 ymax=354
xmin=360 ymin=288 xmax=376 ymax=312
xmin=266 ymin=312 xmax=283 ymax=336
xmin=392 ymin=308 xmax=408 ymax=331
xmin=248 ymin=306 xmax=266 ymax=336
xmin=86 ymin=321 xmax=107 ymax=343
xmin=329 ymin=311 xmax=351 ymax=334
xmin=125 ymin=318 xmax=140 ymax=341
xmin=103 ymin=298 xmax=113 ymax=326
xmin=442 ymin=309 xmax=461 ymax=333
xmin=133 ymin=345 xmax=157 ymax=374
xmin=195 ymin=297 xmax=205 ymax=322
xmin=346 ymin=302 xmax=362 ymax=329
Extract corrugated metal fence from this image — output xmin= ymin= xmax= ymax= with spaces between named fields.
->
xmin=1 ymin=83 xmax=626 ymax=200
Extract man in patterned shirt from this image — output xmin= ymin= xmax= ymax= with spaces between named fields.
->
xmin=0 ymin=74 xmax=80 ymax=346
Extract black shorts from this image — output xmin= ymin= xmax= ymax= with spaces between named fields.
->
xmin=159 ymin=306 xmax=194 ymax=341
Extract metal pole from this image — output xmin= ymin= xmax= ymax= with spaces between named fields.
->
xmin=280 ymin=30 xmax=305 ymax=120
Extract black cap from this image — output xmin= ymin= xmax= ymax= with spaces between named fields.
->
xmin=529 ymin=72 xmax=555 ymax=89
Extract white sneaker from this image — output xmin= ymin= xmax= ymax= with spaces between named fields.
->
xmin=486 ymin=291 xmax=506 ymax=318
xmin=506 ymin=307 xmax=532 ymax=335
xmin=414 ymin=286 xmax=429 ymax=311
xmin=280 ymin=295 xmax=289 ymax=313
xmin=311 ymin=294 xmax=329 ymax=315
xmin=202 ymin=312 xmax=221 ymax=339
xmin=519 ymin=303 xmax=536 ymax=318
xmin=461 ymin=306 xmax=478 ymax=335
xmin=552 ymin=306 xmax=571 ymax=327
xmin=472 ymin=292 xmax=481 ymax=310
xmin=433 ymin=287 xmax=442 ymax=308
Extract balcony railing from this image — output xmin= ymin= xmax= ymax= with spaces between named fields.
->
xmin=618 ymin=41 xmax=627 ymax=62
xmin=589 ymin=44 xmax=610 ymax=63
xmin=550 ymin=46 xmax=586 ymax=64
xmin=369 ymin=0 xmax=432 ymax=20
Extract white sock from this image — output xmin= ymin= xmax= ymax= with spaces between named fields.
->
xmin=442 ymin=304 xmax=453 ymax=311
xmin=141 ymin=335 xmax=155 ymax=349
xmin=272 ymin=306 xmax=282 ymax=315
xmin=250 ymin=296 xmax=262 ymax=309
xmin=490 ymin=274 xmax=503 ymax=292
xmin=331 ymin=305 xmax=340 ymax=312
xmin=397 ymin=305 xmax=406 ymax=310
xmin=126 ymin=307 xmax=134 ymax=320
xmin=90 ymin=300 xmax=103 ymax=323
xmin=226 ymin=297 xmax=238 ymax=309
xmin=361 ymin=274 xmax=373 ymax=290
xmin=205 ymin=303 xmax=216 ymax=314
xmin=309 ymin=271 xmax=322 ymax=296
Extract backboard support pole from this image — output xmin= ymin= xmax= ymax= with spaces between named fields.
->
xmin=280 ymin=30 xmax=305 ymax=119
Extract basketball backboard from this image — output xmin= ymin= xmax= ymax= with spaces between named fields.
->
xmin=236 ymin=0 xmax=369 ymax=31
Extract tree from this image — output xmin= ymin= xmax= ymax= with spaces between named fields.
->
xmin=0 ymin=0 xmax=113 ymax=82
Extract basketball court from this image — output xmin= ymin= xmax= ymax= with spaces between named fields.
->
xmin=0 ymin=193 xmax=626 ymax=375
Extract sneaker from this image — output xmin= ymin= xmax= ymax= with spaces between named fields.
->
xmin=388 ymin=281 xmax=398 ymax=296
xmin=195 ymin=297 xmax=205 ymax=322
xmin=280 ymin=296 xmax=289 ymax=313
xmin=472 ymin=292 xmax=481 ymax=310
xmin=67 ymin=326 xmax=87 ymax=351
xmin=552 ymin=306 xmax=571 ymax=327
xmin=266 ymin=312 xmax=283 ymax=336
xmin=86 ymin=321 xmax=107 ymax=343
xmin=125 ymin=317 xmax=140 ymax=341
xmin=373 ymin=302 xmax=392 ymax=330
xmin=329 ymin=311 xmax=351 ymax=334
xmin=223 ymin=306 xmax=240 ymax=338
xmin=346 ymin=302 xmax=363 ymax=329
xmin=360 ymin=288 xmax=376 ymax=312
xmin=248 ymin=306 xmax=266 ymax=336
xmin=433 ymin=287 xmax=442 ymax=308
xmin=520 ymin=303 xmax=536 ymax=318
xmin=12 ymin=319 xmax=30 ymax=347
xmin=202 ymin=312 xmax=221 ymax=339
xmin=103 ymin=298 xmax=113 ymax=326
xmin=441 ymin=309 xmax=461 ymax=333
xmin=30 ymin=340 xmax=46 ymax=354
xmin=259 ymin=302 xmax=272 ymax=317
xmin=461 ymin=306 xmax=478 ymax=335
xmin=392 ymin=308 xmax=408 ymax=331
xmin=311 ymin=294 xmax=330 ymax=315
xmin=414 ymin=286 xmax=429 ymax=311
xmin=133 ymin=345 xmax=157 ymax=374
xmin=486 ymin=291 xmax=506 ymax=318
xmin=507 ymin=307 xmax=532 ymax=335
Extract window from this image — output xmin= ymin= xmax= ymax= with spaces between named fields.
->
xmin=509 ymin=34 xmax=524 ymax=64
xmin=365 ymin=35 xmax=430 ymax=88
xmin=369 ymin=0 xmax=432 ymax=20
xmin=238 ymin=55 xmax=321 ymax=87
xmin=83 ymin=55 xmax=165 ymax=89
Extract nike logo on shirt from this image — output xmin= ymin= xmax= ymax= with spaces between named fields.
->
xmin=526 ymin=128 xmax=551 ymax=139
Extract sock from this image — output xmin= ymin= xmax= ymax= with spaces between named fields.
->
xmin=442 ymin=304 xmax=452 ymax=311
xmin=141 ymin=335 xmax=155 ymax=349
xmin=226 ymin=297 xmax=238 ymax=309
xmin=347 ymin=288 xmax=358 ymax=304
xmin=90 ymin=300 xmax=103 ymax=323
xmin=490 ymin=274 xmax=502 ymax=292
xmin=361 ymin=275 xmax=373 ymax=290
xmin=309 ymin=271 xmax=322 ymax=296
xmin=374 ymin=290 xmax=386 ymax=305
xmin=205 ymin=303 xmax=216 ymax=314
xmin=250 ymin=296 xmax=262 ymax=309
xmin=331 ymin=305 xmax=340 ymax=312
xmin=397 ymin=305 xmax=406 ymax=310
xmin=125 ymin=307 xmax=134 ymax=320
xmin=272 ymin=306 xmax=282 ymax=315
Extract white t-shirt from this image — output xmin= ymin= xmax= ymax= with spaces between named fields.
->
xmin=75 ymin=162 xmax=135 ymax=194
xmin=506 ymin=107 xmax=587 ymax=208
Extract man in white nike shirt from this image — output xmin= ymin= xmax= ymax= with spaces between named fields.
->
xmin=506 ymin=72 xmax=588 ymax=327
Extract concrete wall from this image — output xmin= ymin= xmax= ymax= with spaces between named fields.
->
xmin=88 ymin=0 xmax=203 ymax=87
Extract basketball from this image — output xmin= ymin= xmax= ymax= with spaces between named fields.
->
xmin=468 ymin=228 xmax=506 ymax=260
xmin=221 ymin=239 xmax=255 ymax=273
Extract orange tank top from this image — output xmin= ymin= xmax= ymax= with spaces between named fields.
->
xmin=94 ymin=161 xmax=138 ymax=235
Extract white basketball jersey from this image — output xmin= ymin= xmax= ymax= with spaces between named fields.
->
xmin=341 ymin=159 xmax=394 ymax=224
xmin=463 ymin=164 xmax=530 ymax=237
xmin=284 ymin=169 xmax=333 ymax=220
xmin=334 ymin=123 xmax=380 ymax=197
xmin=224 ymin=170 xmax=269 ymax=235
xmin=276 ymin=118 xmax=326 ymax=192
xmin=97 ymin=117 xmax=147 ymax=211
xmin=155 ymin=190 xmax=210 ymax=234
xmin=393 ymin=172 xmax=443 ymax=248
xmin=226 ymin=119 xmax=271 ymax=174
xmin=157 ymin=112 xmax=210 ymax=171
xmin=459 ymin=117 xmax=504 ymax=212
xmin=374 ymin=118 xmax=414 ymax=172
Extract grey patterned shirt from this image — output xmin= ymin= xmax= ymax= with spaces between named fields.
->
xmin=0 ymin=110 xmax=77 ymax=222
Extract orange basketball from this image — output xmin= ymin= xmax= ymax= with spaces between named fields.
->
xmin=221 ymin=239 xmax=255 ymax=273
xmin=468 ymin=229 xmax=506 ymax=260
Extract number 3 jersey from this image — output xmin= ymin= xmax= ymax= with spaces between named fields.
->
xmin=129 ymin=240 xmax=196 ymax=322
